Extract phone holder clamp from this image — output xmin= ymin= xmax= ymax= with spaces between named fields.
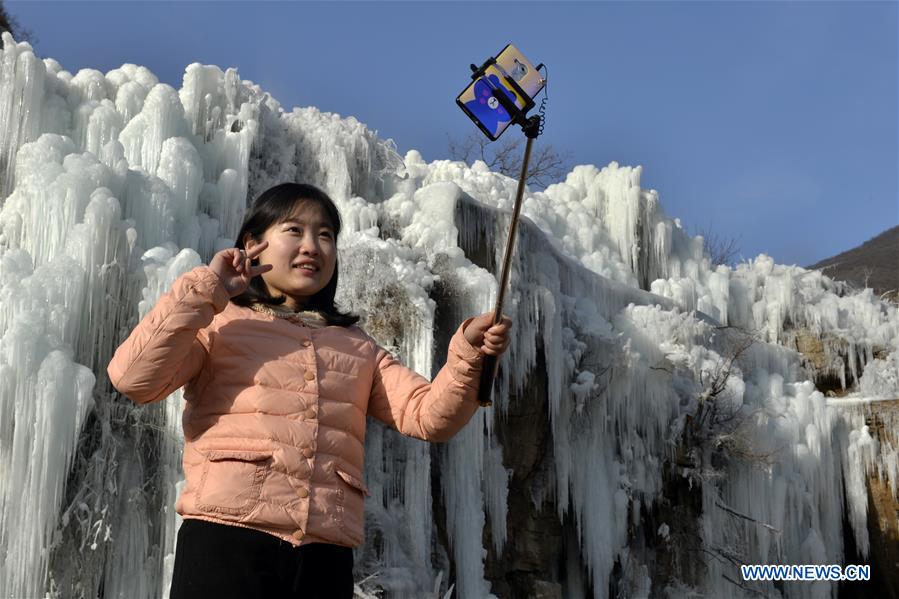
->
xmin=469 ymin=59 xmax=542 ymax=139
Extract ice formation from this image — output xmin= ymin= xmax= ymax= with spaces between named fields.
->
xmin=0 ymin=32 xmax=897 ymax=598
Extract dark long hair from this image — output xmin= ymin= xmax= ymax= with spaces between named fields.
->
xmin=231 ymin=183 xmax=360 ymax=327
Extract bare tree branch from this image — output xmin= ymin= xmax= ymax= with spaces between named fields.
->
xmin=447 ymin=131 xmax=570 ymax=189
xmin=715 ymin=500 xmax=780 ymax=534
xmin=861 ymin=266 xmax=874 ymax=290
xmin=0 ymin=1 xmax=36 ymax=47
xmin=691 ymin=222 xmax=741 ymax=267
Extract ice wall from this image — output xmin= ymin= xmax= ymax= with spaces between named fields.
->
xmin=1 ymin=33 xmax=897 ymax=598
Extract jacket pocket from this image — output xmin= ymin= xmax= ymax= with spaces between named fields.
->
xmin=335 ymin=467 xmax=371 ymax=497
xmin=196 ymin=449 xmax=273 ymax=516
xmin=334 ymin=463 xmax=369 ymax=546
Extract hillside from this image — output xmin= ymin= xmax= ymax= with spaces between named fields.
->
xmin=808 ymin=225 xmax=899 ymax=298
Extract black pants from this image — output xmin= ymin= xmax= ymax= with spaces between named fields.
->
xmin=170 ymin=519 xmax=354 ymax=599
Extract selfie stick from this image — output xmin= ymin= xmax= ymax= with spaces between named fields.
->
xmin=468 ymin=58 xmax=543 ymax=407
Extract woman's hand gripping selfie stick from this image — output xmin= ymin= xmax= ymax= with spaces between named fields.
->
xmin=477 ymin=112 xmax=542 ymax=407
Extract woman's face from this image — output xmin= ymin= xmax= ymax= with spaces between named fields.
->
xmin=244 ymin=201 xmax=337 ymax=310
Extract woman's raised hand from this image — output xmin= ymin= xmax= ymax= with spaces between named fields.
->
xmin=463 ymin=312 xmax=513 ymax=356
xmin=209 ymin=241 xmax=273 ymax=298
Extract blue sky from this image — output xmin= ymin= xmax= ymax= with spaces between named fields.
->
xmin=7 ymin=1 xmax=897 ymax=267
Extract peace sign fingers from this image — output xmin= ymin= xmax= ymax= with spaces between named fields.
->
xmin=233 ymin=241 xmax=270 ymax=275
xmin=232 ymin=241 xmax=264 ymax=266
xmin=211 ymin=242 xmax=273 ymax=298
xmin=245 ymin=240 xmax=269 ymax=261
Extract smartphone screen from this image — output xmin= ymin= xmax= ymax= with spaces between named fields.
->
xmin=456 ymin=44 xmax=545 ymax=141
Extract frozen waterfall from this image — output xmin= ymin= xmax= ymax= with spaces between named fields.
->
xmin=0 ymin=33 xmax=897 ymax=599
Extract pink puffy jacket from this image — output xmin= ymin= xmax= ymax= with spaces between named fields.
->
xmin=107 ymin=266 xmax=484 ymax=547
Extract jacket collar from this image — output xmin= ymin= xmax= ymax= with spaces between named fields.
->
xmin=248 ymin=302 xmax=328 ymax=329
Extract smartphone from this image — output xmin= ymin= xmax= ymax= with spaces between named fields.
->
xmin=456 ymin=44 xmax=546 ymax=141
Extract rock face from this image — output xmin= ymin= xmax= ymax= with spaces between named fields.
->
xmin=857 ymin=400 xmax=899 ymax=598
xmin=789 ymin=329 xmax=851 ymax=394
xmin=861 ymin=476 xmax=899 ymax=599
xmin=483 ymin=342 xmax=565 ymax=599
xmin=787 ymin=328 xmax=891 ymax=397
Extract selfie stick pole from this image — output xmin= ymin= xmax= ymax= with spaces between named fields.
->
xmin=473 ymin=62 xmax=542 ymax=406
